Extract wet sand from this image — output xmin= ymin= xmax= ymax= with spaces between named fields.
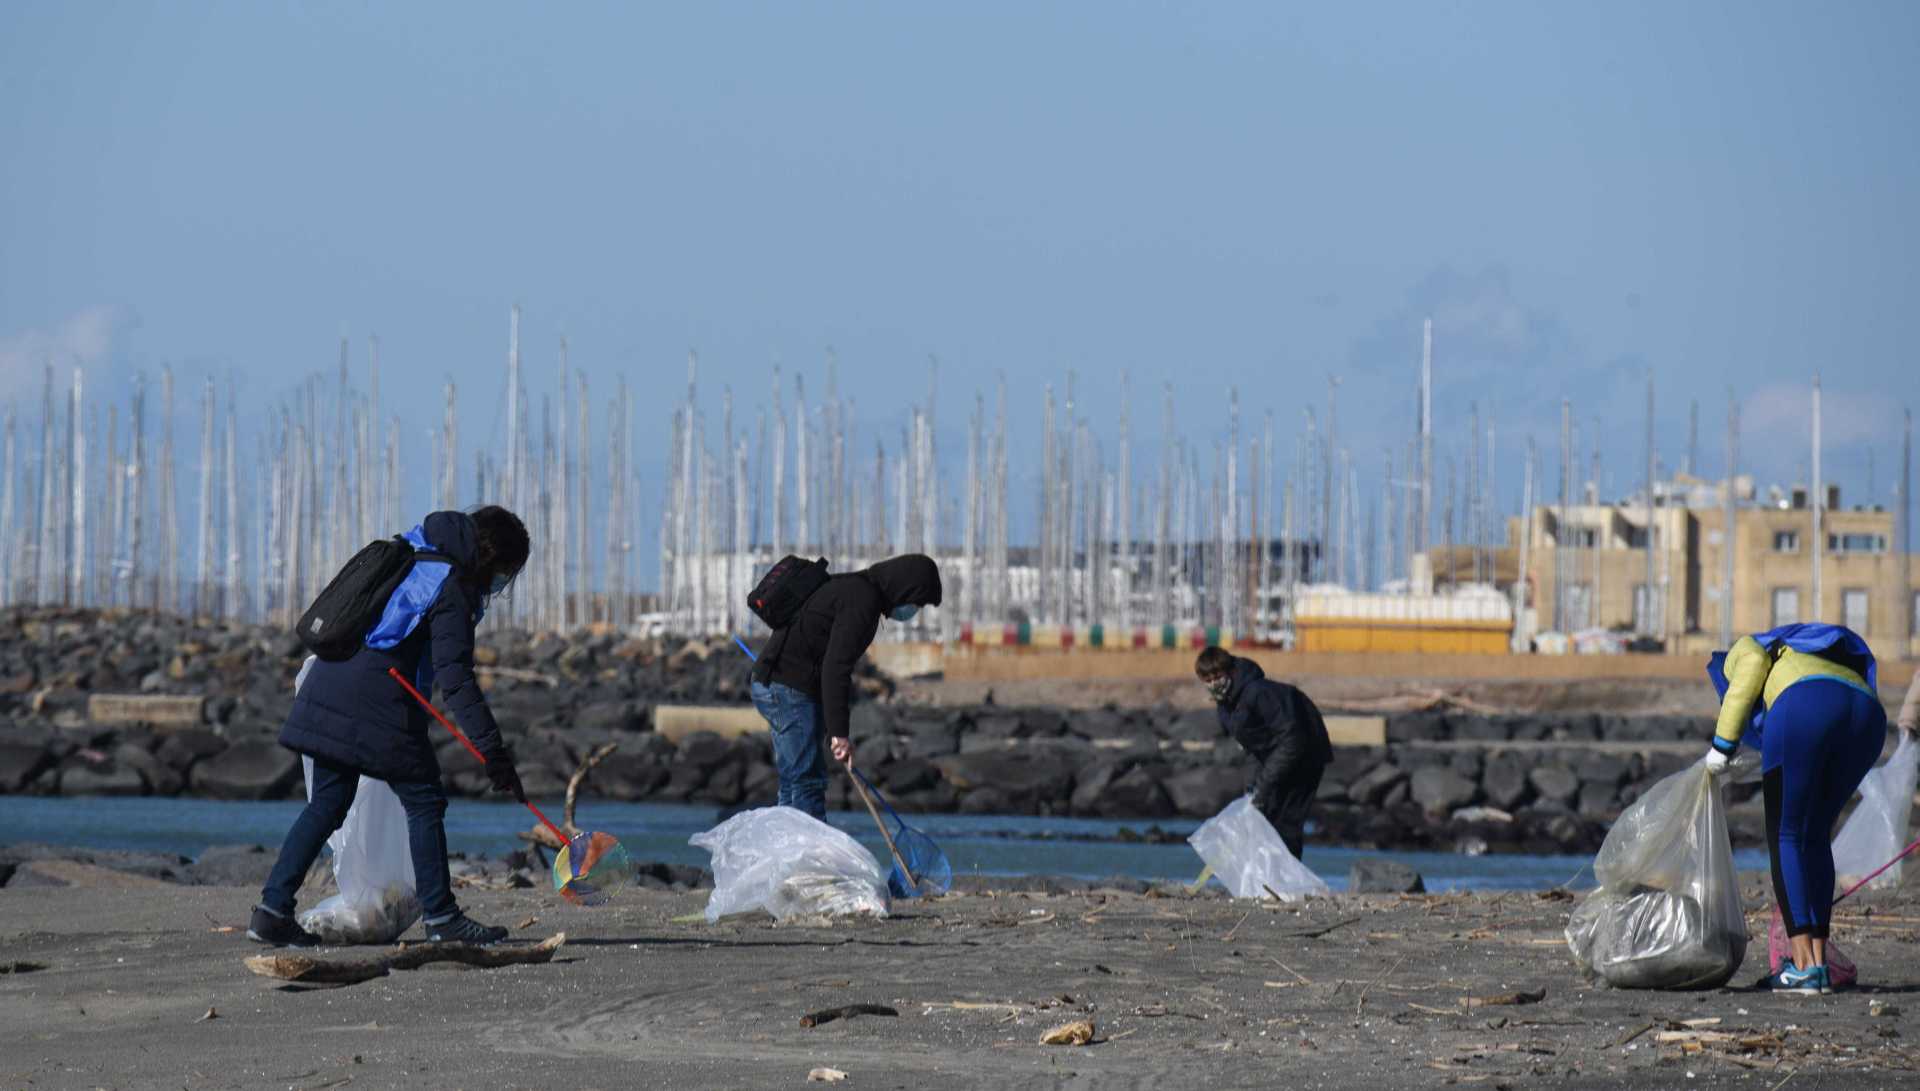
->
xmin=3 ymin=871 xmax=1917 ymax=1090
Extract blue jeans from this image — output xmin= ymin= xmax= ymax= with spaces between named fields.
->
xmin=751 ymin=680 xmax=827 ymax=819
xmin=259 ymin=755 xmax=461 ymax=924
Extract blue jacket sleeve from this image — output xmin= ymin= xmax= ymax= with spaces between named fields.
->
xmin=427 ymin=578 xmax=504 ymax=760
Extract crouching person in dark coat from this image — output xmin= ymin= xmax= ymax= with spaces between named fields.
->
xmin=1194 ymin=647 xmax=1333 ymax=859
xmin=249 ymin=506 xmax=530 ymax=948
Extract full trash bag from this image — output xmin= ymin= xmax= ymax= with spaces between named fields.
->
xmin=689 ymin=806 xmax=889 ymax=922
xmin=1188 ymin=795 xmax=1330 ymax=902
xmin=289 ymin=656 xmax=423 ymax=944
xmin=1831 ymin=733 xmax=1919 ymax=892
xmin=1566 ymin=754 xmax=1751 ymax=989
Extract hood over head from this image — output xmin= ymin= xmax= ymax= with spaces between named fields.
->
xmin=863 ymin=553 xmax=942 ymax=609
xmin=1225 ymin=656 xmax=1265 ymax=705
xmin=415 ymin=510 xmax=482 ymax=574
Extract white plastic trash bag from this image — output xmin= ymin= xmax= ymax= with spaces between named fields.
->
xmin=1565 ymin=755 xmax=1751 ymax=989
xmin=1832 ymin=733 xmax=1919 ymax=891
xmin=290 ymin=656 xmax=423 ymax=944
xmin=690 ymin=806 xmax=889 ymax=922
xmin=1187 ymin=795 xmax=1329 ymax=902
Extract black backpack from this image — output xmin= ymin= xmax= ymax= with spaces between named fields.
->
xmin=747 ymin=555 xmax=830 ymax=629
xmin=296 ymin=537 xmax=453 ymax=661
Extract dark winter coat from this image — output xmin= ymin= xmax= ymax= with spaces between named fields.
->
xmin=1215 ymin=656 xmax=1333 ymax=779
xmin=278 ymin=511 xmax=506 ymax=784
xmin=751 ymin=553 xmax=942 ymax=738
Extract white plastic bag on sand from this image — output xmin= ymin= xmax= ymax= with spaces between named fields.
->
xmin=289 ymin=656 xmax=422 ymax=944
xmin=1566 ymin=755 xmax=1751 ymax=989
xmin=1832 ymin=733 xmax=1919 ymax=891
xmin=1187 ymin=795 xmax=1329 ymax=902
xmin=690 ymin=806 xmax=889 ymax=922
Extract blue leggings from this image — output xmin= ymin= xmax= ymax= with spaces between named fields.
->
xmin=1762 ymin=678 xmax=1887 ymax=938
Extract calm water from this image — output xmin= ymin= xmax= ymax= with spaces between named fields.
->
xmin=0 ymin=795 xmax=1771 ymax=892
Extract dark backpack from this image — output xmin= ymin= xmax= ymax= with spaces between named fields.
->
xmin=747 ymin=555 xmax=830 ymax=629
xmin=296 ymin=537 xmax=453 ymax=661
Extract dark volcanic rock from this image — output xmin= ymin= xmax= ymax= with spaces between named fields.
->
xmin=191 ymin=739 xmax=300 ymax=800
xmin=1527 ymin=764 xmax=1581 ymax=806
xmin=57 ymin=758 xmax=146 ymax=796
xmin=931 ymin=750 xmax=1074 ymax=810
xmin=1346 ymin=763 xmax=1405 ymax=806
xmin=1409 ymin=767 xmax=1478 ymax=813
xmin=1100 ymin=765 xmax=1174 ymax=817
xmin=1163 ymin=766 xmax=1244 ymax=817
xmin=0 ymin=741 xmax=51 ymax=792
xmin=1481 ymin=753 xmax=1532 ymax=810
xmin=1069 ymin=759 xmax=1124 ymax=815
xmin=1348 ymin=858 xmax=1426 ymax=894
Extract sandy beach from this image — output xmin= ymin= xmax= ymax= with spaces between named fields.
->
xmin=4 ymin=865 xmax=1917 ymax=1090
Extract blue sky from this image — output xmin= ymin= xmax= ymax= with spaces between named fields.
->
xmin=2 ymin=2 xmax=1916 ymax=577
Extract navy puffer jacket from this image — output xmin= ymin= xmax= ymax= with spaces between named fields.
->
xmin=278 ymin=511 xmax=506 ymax=784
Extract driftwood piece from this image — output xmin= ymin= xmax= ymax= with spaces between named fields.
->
xmin=1459 ymin=988 xmax=1546 ymax=1009
xmin=564 ymin=742 xmax=619 ymax=830
xmin=799 ymin=1003 xmax=899 ymax=1028
xmin=244 ymin=933 xmax=567 ymax=986
xmin=518 ymin=742 xmax=620 ymax=850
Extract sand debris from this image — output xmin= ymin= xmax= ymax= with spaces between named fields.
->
xmin=245 ymin=933 xmax=566 ymax=986
xmin=806 ymin=1067 xmax=848 ymax=1082
xmin=1039 ymin=1020 xmax=1095 ymax=1046
xmin=800 ymin=1004 xmax=898 ymax=1028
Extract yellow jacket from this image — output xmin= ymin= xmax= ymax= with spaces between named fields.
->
xmin=1713 ymin=635 xmax=1872 ymax=748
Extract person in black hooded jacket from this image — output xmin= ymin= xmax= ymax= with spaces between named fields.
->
xmin=750 ymin=553 xmax=942 ymax=818
xmin=1194 ymin=647 xmax=1333 ymax=859
xmin=249 ymin=506 xmax=530 ymax=948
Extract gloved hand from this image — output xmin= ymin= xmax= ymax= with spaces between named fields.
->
xmin=486 ymin=747 xmax=524 ymax=800
xmin=1703 ymin=749 xmax=1731 ymax=775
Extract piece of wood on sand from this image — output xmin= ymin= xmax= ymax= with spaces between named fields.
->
xmin=245 ymin=933 xmax=567 ymax=987
xmin=519 ymin=742 xmax=620 ymax=850
xmin=800 ymin=1003 xmax=899 ymax=1028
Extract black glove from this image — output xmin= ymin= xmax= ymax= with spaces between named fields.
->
xmin=485 ymin=747 xmax=524 ymax=800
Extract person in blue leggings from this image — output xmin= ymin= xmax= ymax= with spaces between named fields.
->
xmin=1706 ymin=622 xmax=1886 ymax=994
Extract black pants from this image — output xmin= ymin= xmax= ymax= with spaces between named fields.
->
xmin=1253 ymin=758 xmax=1325 ymax=860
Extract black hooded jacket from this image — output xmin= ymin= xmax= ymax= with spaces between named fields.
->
xmin=278 ymin=510 xmax=505 ymax=783
xmin=752 ymin=553 xmax=942 ymax=738
xmin=1215 ymin=656 xmax=1333 ymax=775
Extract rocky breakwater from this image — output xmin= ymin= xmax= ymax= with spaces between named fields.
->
xmin=0 ymin=607 xmax=858 ymax=805
xmin=0 ymin=608 xmax=1762 ymax=854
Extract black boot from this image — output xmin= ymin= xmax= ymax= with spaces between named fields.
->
xmin=247 ymin=905 xmax=322 ymax=948
xmin=425 ymin=913 xmax=508 ymax=946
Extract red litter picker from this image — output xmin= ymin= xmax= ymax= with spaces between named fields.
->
xmin=387 ymin=667 xmax=632 ymax=906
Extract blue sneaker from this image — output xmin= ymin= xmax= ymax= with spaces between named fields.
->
xmin=1768 ymin=962 xmax=1828 ymax=994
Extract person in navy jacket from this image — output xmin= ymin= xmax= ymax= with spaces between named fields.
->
xmin=249 ymin=507 xmax=530 ymax=948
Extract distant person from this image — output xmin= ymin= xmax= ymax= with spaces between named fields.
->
xmin=249 ymin=506 xmax=530 ymax=948
xmin=1706 ymin=622 xmax=1885 ymax=994
xmin=1194 ymin=647 xmax=1333 ymax=859
xmin=749 ymin=553 xmax=942 ymax=818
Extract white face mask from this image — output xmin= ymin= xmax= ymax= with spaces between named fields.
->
xmin=889 ymin=604 xmax=920 ymax=623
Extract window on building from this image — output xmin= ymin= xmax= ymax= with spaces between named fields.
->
xmin=1771 ymin=587 xmax=1800 ymax=628
xmin=1842 ymin=589 xmax=1869 ymax=634
xmin=1633 ymin=583 xmax=1657 ymax=633
xmin=1827 ymin=533 xmax=1889 ymax=554
xmin=1562 ymin=526 xmax=1598 ymax=549
xmin=1566 ymin=583 xmax=1593 ymax=631
xmin=1773 ymin=531 xmax=1800 ymax=553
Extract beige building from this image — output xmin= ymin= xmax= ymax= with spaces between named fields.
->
xmin=1516 ymin=476 xmax=1917 ymax=660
